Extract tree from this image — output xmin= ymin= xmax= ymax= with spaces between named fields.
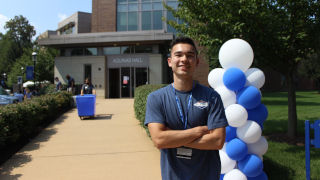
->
xmin=4 ymin=15 xmax=35 ymax=50
xmin=165 ymin=0 xmax=320 ymax=137
xmin=298 ymin=53 xmax=320 ymax=92
xmin=0 ymin=15 xmax=36 ymax=75
xmin=7 ymin=46 xmax=57 ymax=87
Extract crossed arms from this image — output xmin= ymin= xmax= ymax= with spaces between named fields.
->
xmin=147 ymin=123 xmax=225 ymax=150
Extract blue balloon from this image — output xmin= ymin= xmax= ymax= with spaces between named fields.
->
xmin=226 ymin=138 xmax=248 ymax=161
xmin=226 ymin=126 xmax=237 ymax=142
xmin=223 ymin=67 xmax=246 ymax=91
xmin=248 ymin=171 xmax=268 ymax=180
xmin=219 ymin=174 xmax=224 ymax=180
xmin=238 ymin=154 xmax=263 ymax=177
xmin=247 ymin=104 xmax=268 ymax=125
xmin=237 ymin=86 xmax=261 ymax=109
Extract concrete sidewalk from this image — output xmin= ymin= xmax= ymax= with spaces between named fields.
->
xmin=0 ymin=99 xmax=161 ymax=180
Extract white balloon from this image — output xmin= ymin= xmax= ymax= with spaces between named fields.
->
xmin=225 ymin=104 xmax=248 ymax=127
xmin=245 ymin=68 xmax=265 ymax=89
xmin=222 ymin=142 xmax=227 ymax=152
xmin=219 ymin=39 xmax=254 ymax=72
xmin=219 ymin=150 xmax=237 ymax=174
xmin=214 ymin=86 xmax=236 ymax=109
xmin=224 ymin=169 xmax=247 ymax=180
xmin=237 ymin=120 xmax=262 ymax=144
xmin=208 ymin=68 xmax=226 ymax=89
xmin=247 ymin=136 xmax=268 ymax=156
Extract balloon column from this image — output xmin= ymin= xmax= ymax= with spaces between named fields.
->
xmin=208 ymin=39 xmax=269 ymax=180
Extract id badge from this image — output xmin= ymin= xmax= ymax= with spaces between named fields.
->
xmin=176 ymin=147 xmax=192 ymax=159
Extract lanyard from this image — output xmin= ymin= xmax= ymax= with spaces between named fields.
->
xmin=172 ymin=84 xmax=193 ymax=130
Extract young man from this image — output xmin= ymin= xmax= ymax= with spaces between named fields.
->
xmin=80 ymin=78 xmax=96 ymax=95
xmin=66 ymin=74 xmax=75 ymax=94
xmin=145 ymin=37 xmax=228 ymax=180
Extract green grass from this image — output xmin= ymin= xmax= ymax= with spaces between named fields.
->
xmin=261 ymin=91 xmax=320 ymax=180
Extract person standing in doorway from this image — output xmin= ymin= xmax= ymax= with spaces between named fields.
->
xmin=144 ymin=37 xmax=228 ymax=180
xmin=80 ymin=78 xmax=96 ymax=95
xmin=66 ymin=74 xmax=75 ymax=94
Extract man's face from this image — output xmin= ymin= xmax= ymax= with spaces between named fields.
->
xmin=168 ymin=43 xmax=199 ymax=78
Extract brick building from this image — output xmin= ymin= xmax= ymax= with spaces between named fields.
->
xmin=38 ymin=0 xmax=210 ymax=98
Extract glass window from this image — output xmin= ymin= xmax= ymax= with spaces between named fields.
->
xmin=84 ymin=64 xmax=92 ymax=80
xmin=167 ymin=11 xmax=177 ymax=33
xmin=153 ymin=11 xmax=163 ymax=30
xmin=117 ymin=12 xmax=127 ymax=31
xmin=128 ymin=12 xmax=138 ymax=30
xmin=135 ymin=45 xmax=153 ymax=53
xmin=142 ymin=11 xmax=152 ymax=30
xmin=103 ymin=47 xmax=121 ymax=55
xmin=141 ymin=3 xmax=152 ymax=11
xmin=60 ymin=48 xmax=66 ymax=56
xmin=85 ymin=48 xmax=98 ymax=56
xmin=71 ymin=48 xmax=84 ymax=56
xmin=128 ymin=0 xmax=137 ymax=2
xmin=153 ymin=2 xmax=162 ymax=10
xmin=128 ymin=3 xmax=138 ymax=11
xmin=117 ymin=0 xmax=127 ymax=4
xmin=167 ymin=1 xmax=178 ymax=9
xmin=141 ymin=0 xmax=151 ymax=2
xmin=118 ymin=4 xmax=127 ymax=12
xmin=121 ymin=46 xmax=131 ymax=54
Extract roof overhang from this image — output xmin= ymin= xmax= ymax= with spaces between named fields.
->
xmin=37 ymin=30 xmax=174 ymax=48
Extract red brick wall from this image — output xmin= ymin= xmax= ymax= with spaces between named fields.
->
xmin=194 ymin=55 xmax=210 ymax=87
xmin=92 ymin=0 xmax=116 ymax=32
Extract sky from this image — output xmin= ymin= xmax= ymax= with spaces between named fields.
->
xmin=0 ymin=0 xmax=92 ymax=38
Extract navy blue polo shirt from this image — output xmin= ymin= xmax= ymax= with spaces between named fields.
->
xmin=145 ymin=83 xmax=228 ymax=180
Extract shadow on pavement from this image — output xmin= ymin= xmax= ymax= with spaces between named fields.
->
xmin=80 ymin=114 xmax=113 ymax=121
xmin=0 ymin=112 xmax=70 ymax=179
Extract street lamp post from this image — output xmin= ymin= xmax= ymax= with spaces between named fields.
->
xmin=32 ymin=52 xmax=37 ymax=91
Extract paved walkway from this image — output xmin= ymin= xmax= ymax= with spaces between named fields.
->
xmin=0 ymin=99 xmax=161 ymax=180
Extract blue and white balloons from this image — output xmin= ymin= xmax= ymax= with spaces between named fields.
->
xmin=208 ymin=38 xmax=269 ymax=179
xmin=223 ymin=67 xmax=246 ymax=91
xmin=237 ymin=120 xmax=262 ymax=144
xmin=219 ymin=39 xmax=254 ymax=72
xmin=238 ymin=154 xmax=263 ymax=177
xmin=225 ymin=104 xmax=248 ymax=127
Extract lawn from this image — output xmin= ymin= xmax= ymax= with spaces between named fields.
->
xmin=261 ymin=91 xmax=320 ymax=180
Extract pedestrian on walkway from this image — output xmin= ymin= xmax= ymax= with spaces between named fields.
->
xmin=55 ymin=77 xmax=62 ymax=91
xmin=80 ymin=77 xmax=96 ymax=95
xmin=66 ymin=74 xmax=75 ymax=94
xmin=145 ymin=36 xmax=228 ymax=180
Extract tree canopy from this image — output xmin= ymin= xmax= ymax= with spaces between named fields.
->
xmin=166 ymin=0 xmax=320 ymax=137
xmin=0 ymin=15 xmax=56 ymax=89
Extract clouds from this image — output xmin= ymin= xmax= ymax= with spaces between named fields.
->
xmin=0 ymin=14 xmax=10 ymax=34
xmin=58 ymin=13 xmax=68 ymax=21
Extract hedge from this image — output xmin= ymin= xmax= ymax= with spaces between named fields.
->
xmin=134 ymin=84 xmax=167 ymax=130
xmin=0 ymin=91 xmax=73 ymax=149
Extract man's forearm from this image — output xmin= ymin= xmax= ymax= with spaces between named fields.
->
xmin=184 ymin=128 xmax=225 ymax=150
xmin=148 ymin=125 xmax=208 ymax=149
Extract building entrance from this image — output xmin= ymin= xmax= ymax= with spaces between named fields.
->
xmin=108 ymin=67 xmax=148 ymax=98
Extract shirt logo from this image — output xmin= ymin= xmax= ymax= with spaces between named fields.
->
xmin=194 ymin=100 xmax=208 ymax=109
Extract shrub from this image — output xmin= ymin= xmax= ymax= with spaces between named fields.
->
xmin=0 ymin=91 xmax=73 ymax=149
xmin=134 ymin=84 xmax=167 ymax=127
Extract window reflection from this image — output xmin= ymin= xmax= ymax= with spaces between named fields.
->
xmin=116 ymin=0 xmax=179 ymax=32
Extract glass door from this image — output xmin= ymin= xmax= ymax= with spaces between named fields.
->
xmin=109 ymin=68 xmax=120 ymax=98
xmin=121 ymin=67 xmax=130 ymax=98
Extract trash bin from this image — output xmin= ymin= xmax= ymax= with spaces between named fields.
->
xmin=76 ymin=94 xmax=96 ymax=119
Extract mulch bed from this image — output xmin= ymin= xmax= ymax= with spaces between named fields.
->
xmin=265 ymin=133 xmax=305 ymax=146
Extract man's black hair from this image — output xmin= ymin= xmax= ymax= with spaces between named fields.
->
xmin=170 ymin=36 xmax=198 ymax=55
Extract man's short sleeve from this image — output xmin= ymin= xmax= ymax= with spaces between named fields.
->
xmin=207 ymin=92 xmax=228 ymax=130
xmin=144 ymin=92 xmax=165 ymax=126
